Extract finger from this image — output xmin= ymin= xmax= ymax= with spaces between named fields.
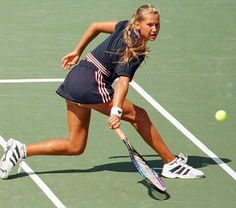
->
xmin=61 ymin=55 xmax=68 ymax=63
xmin=107 ymin=116 xmax=116 ymax=126
xmin=61 ymin=57 xmax=69 ymax=67
xmin=108 ymin=118 xmax=120 ymax=129
xmin=64 ymin=63 xmax=73 ymax=70
xmin=111 ymin=123 xmax=121 ymax=130
xmin=62 ymin=62 xmax=69 ymax=70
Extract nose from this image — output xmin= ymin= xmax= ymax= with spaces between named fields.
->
xmin=152 ymin=26 xmax=157 ymax=32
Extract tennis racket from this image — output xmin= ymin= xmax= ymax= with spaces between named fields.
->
xmin=114 ymin=128 xmax=167 ymax=192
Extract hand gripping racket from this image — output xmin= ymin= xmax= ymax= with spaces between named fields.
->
xmin=114 ymin=128 xmax=167 ymax=192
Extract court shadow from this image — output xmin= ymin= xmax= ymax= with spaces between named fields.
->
xmin=8 ymin=160 xmax=154 ymax=179
xmin=7 ymin=155 xmax=231 ymax=179
xmin=109 ymin=154 xmax=232 ymax=169
xmin=138 ymin=179 xmax=171 ymax=201
xmin=183 ymin=155 xmax=231 ymax=169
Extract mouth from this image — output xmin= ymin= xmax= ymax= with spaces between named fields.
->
xmin=149 ymin=34 xmax=157 ymax=39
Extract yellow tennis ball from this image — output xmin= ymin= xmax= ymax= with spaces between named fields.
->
xmin=215 ymin=110 xmax=227 ymax=122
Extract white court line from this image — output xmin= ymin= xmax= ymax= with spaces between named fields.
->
xmin=1 ymin=78 xmax=236 ymax=181
xmin=0 ymin=78 xmax=64 ymax=84
xmin=130 ymin=80 xmax=236 ymax=181
xmin=0 ymin=136 xmax=66 ymax=208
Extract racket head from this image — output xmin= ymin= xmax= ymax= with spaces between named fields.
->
xmin=123 ymin=138 xmax=167 ymax=192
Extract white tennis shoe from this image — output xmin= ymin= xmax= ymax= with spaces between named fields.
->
xmin=161 ymin=153 xmax=204 ymax=179
xmin=0 ymin=138 xmax=26 ymax=179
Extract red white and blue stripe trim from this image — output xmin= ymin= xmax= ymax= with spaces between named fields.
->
xmin=86 ymin=53 xmax=112 ymax=103
xmin=86 ymin=53 xmax=111 ymax=77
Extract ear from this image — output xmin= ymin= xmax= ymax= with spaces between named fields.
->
xmin=134 ymin=21 xmax=141 ymax=30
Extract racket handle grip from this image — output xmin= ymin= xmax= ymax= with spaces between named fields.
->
xmin=114 ymin=128 xmax=126 ymax=141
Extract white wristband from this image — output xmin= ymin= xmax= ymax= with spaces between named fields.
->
xmin=110 ymin=106 xmax=122 ymax=118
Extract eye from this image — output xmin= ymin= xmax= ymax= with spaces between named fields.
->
xmin=147 ymin=23 xmax=154 ymax=27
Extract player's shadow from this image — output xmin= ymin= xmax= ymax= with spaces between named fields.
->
xmin=8 ymin=155 xmax=231 ymax=179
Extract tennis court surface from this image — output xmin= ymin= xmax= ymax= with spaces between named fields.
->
xmin=0 ymin=0 xmax=235 ymax=207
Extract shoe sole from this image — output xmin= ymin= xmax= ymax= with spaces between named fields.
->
xmin=162 ymin=173 xmax=204 ymax=179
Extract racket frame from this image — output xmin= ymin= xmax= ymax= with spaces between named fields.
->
xmin=114 ymin=128 xmax=167 ymax=192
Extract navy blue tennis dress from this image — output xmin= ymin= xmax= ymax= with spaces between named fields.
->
xmin=56 ymin=20 xmax=145 ymax=104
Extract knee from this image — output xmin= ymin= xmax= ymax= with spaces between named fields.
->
xmin=66 ymin=139 xmax=87 ymax=156
xmin=125 ymin=106 xmax=150 ymax=125
xmin=129 ymin=108 xmax=152 ymax=130
xmin=68 ymin=145 xmax=86 ymax=155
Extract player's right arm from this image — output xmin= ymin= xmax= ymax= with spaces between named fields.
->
xmin=61 ymin=21 xmax=118 ymax=70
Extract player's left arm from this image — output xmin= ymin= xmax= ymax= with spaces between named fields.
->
xmin=62 ymin=21 xmax=118 ymax=69
xmin=93 ymin=21 xmax=118 ymax=34
xmin=76 ymin=21 xmax=118 ymax=51
xmin=108 ymin=76 xmax=130 ymax=129
xmin=74 ymin=21 xmax=118 ymax=55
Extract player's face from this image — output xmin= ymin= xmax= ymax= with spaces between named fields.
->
xmin=135 ymin=13 xmax=160 ymax=41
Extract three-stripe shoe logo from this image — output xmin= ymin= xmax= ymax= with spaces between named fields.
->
xmin=9 ymin=145 xmax=22 ymax=166
xmin=2 ymin=144 xmax=22 ymax=167
xmin=0 ymin=139 xmax=26 ymax=179
xmin=169 ymin=164 xmax=191 ymax=176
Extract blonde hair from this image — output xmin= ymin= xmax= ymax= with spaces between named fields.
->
xmin=121 ymin=4 xmax=160 ymax=63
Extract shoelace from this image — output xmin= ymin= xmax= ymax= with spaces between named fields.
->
xmin=177 ymin=153 xmax=188 ymax=164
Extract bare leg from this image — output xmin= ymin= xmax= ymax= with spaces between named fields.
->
xmin=122 ymin=100 xmax=175 ymax=163
xmin=26 ymin=101 xmax=91 ymax=157
xmin=87 ymin=100 xmax=175 ymax=164
xmin=26 ymin=97 xmax=175 ymax=163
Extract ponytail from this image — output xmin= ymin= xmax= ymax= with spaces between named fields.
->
xmin=121 ymin=4 xmax=160 ymax=63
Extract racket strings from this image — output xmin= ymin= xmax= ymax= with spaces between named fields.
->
xmin=133 ymin=154 xmax=166 ymax=191
xmin=124 ymin=139 xmax=166 ymax=192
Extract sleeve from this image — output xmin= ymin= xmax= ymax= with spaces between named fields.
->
xmin=115 ymin=20 xmax=129 ymax=30
xmin=114 ymin=57 xmax=144 ymax=81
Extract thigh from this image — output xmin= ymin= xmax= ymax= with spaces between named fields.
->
xmin=122 ymin=99 xmax=142 ymax=122
xmin=66 ymin=101 xmax=91 ymax=147
xmin=82 ymin=99 xmax=140 ymax=124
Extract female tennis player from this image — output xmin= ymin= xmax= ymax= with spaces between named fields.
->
xmin=0 ymin=4 xmax=204 ymax=179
